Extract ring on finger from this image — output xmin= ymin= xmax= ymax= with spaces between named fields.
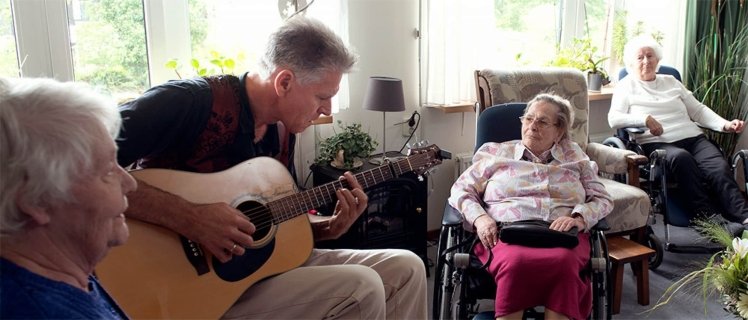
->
xmin=230 ymin=243 xmax=238 ymax=254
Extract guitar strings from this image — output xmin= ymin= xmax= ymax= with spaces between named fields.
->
xmin=232 ymin=156 xmax=434 ymax=230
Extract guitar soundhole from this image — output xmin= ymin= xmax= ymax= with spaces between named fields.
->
xmin=214 ymin=200 xmax=276 ymax=282
xmin=236 ymin=201 xmax=273 ymax=240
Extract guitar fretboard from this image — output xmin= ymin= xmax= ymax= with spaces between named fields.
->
xmin=267 ymin=150 xmax=436 ymax=223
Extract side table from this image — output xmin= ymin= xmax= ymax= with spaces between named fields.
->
xmin=310 ymin=152 xmax=429 ymax=274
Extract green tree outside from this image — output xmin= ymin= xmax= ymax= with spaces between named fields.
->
xmin=0 ymin=1 xmax=19 ymax=77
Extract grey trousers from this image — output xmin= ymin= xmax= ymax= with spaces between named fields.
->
xmin=222 ymin=248 xmax=428 ymax=319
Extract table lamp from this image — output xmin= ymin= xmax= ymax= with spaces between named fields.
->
xmin=362 ymin=76 xmax=406 ymax=165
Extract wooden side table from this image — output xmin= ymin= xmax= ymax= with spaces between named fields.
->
xmin=607 ymin=236 xmax=656 ymax=314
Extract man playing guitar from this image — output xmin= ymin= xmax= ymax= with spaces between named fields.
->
xmin=112 ymin=16 xmax=427 ymax=319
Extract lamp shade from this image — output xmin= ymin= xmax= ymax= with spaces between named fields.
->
xmin=362 ymin=76 xmax=405 ymax=112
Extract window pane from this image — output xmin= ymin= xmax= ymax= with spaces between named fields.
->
xmin=183 ymin=0 xmax=280 ymax=78
xmin=481 ymin=0 xmax=559 ymax=68
xmin=183 ymin=0 xmax=346 ymax=112
xmin=583 ymin=0 xmax=614 ymax=80
xmin=67 ymin=0 xmax=148 ymax=102
xmin=0 ymin=0 xmax=18 ymax=77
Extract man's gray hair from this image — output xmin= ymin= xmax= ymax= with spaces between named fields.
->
xmin=259 ymin=16 xmax=357 ymax=84
xmin=0 ymin=77 xmax=120 ymax=236
xmin=526 ymin=92 xmax=575 ymax=141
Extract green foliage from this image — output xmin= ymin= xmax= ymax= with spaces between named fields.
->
xmin=654 ymin=217 xmax=748 ymax=318
xmin=187 ymin=0 xmax=208 ymax=50
xmin=0 ymin=1 xmax=16 ymax=77
xmin=493 ymin=0 xmax=554 ymax=31
xmin=547 ymin=37 xmax=610 ymax=83
xmin=315 ymin=121 xmax=378 ymax=169
xmin=611 ymin=11 xmax=665 ymax=67
xmin=611 ymin=10 xmax=628 ymax=64
xmin=74 ymin=0 xmax=148 ymax=94
xmin=165 ymin=51 xmax=243 ymax=79
xmin=689 ymin=1 xmax=748 ymax=157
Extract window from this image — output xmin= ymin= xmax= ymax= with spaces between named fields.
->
xmin=67 ymin=0 xmax=148 ymax=102
xmin=421 ymin=0 xmax=685 ymax=107
xmin=9 ymin=0 xmax=348 ymax=110
xmin=0 ymin=0 xmax=18 ymax=77
xmin=178 ymin=0 xmax=349 ymax=111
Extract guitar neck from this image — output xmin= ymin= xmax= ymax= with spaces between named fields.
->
xmin=268 ymin=155 xmax=422 ymax=223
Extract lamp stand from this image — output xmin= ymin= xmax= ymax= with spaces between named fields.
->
xmin=370 ymin=112 xmax=388 ymax=165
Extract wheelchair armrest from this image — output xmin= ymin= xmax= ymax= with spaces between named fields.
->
xmin=591 ymin=217 xmax=610 ymax=232
xmin=624 ymin=127 xmax=646 ymax=135
xmin=442 ymin=203 xmax=464 ymax=227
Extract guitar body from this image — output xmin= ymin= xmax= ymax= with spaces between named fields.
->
xmin=96 ymin=157 xmax=313 ymax=319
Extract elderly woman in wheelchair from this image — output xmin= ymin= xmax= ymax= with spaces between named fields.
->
xmin=449 ymin=93 xmax=613 ymax=320
xmin=608 ymin=35 xmax=747 ymax=233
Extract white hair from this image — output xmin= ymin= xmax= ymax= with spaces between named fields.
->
xmin=0 ymin=77 xmax=120 ymax=236
xmin=623 ymin=35 xmax=664 ymax=75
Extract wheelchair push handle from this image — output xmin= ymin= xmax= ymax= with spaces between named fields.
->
xmin=649 ymin=149 xmax=667 ymax=162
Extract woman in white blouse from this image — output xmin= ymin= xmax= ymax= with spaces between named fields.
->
xmin=608 ymin=35 xmax=747 ymax=230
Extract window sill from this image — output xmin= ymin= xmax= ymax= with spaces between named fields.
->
xmin=424 ymin=102 xmax=475 ymax=113
xmin=588 ymin=87 xmax=615 ymax=101
xmin=312 ymin=115 xmax=333 ymax=125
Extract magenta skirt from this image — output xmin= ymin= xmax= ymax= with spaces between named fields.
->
xmin=473 ymin=232 xmax=591 ymax=320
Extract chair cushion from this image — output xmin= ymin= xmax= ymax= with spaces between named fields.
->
xmin=600 ymin=178 xmax=650 ymax=233
xmin=479 ymin=68 xmax=589 ymax=150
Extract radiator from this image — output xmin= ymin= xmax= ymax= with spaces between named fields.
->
xmin=454 ymin=152 xmax=473 ymax=180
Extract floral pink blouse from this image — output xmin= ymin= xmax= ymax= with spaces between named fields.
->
xmin=448 ymin=139 xmax=613 ymax=232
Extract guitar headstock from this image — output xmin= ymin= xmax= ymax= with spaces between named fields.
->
xmin=404 ymin=144 xmax=451 ymax=176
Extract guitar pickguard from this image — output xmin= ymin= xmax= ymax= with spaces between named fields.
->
xmin=212 ymin=237 xmax=275 ymax=282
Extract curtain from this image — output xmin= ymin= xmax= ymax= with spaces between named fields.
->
xmin=420 ymin=0 xmax=494 ymax=107
xmin=683 ymin=0 xmax=748 ymax=156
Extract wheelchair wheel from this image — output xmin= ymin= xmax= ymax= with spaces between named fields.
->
xmin=601 ymin=136 xmax=626 ymax=150
xmin=433 ymin=225 xmax=465 ymax=320
xmin=590 ymin=231 xmax=611 ymax=320
xmin=432 ymin=228 xmax=451 ymax=319
xmin=645 ymin=227 xmax=664 ymax=269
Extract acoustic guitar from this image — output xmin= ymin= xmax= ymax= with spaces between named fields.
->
xmin=96 ymin=144 xmax=448 ymax=319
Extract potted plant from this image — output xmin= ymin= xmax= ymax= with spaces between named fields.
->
xmin=547 ymin=37 xmax=610 ymax=91
xmin=654 ymin=218 xmax=748 ymax=317
xmin=315 ymin=121 xmax=378 ymax=170
xmin=585 ymin=55 xmax=610 ymax=92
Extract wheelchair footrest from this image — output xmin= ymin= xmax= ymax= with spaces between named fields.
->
xmin=665 ymin=242 xmax=723 ymax=254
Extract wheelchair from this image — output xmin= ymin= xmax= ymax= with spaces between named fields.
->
xmin=605 ymin=130 xmax=748 ymax=269
xmin=433 ymin=206 xmax=611 ymax=320
xmin=602 ymin=66 xmax=748 ymax=269
xmin=433 ymin=103 xmax=612 ymax=320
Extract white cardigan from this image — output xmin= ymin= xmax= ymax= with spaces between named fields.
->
xmin=608 ymin=75 xmax=728 ymax=144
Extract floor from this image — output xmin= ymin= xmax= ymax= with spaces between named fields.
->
xmin=425 ymin=216 xmax=735 ymax=319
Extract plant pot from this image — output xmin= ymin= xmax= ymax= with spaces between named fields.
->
xmin=329 ymin=149 xmax=364 ymax=170
xmin=587 ymin=72 xmax=603 ymax=92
